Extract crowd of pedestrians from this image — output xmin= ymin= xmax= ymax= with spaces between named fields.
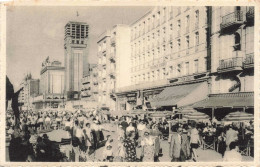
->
xmin=6 ymin=109 xmax=254 ymax=162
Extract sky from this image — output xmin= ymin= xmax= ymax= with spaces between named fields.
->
xmin=6 ymin=6 xmax=152 ymax=91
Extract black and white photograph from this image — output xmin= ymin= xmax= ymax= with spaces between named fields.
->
xmin=4 ymin=4 xmax=256 ymax=163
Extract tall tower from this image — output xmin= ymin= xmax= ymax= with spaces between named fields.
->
xmin=64 ymin=21 xmax=89 ymax=100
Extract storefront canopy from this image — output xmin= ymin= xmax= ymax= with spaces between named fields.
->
xmin=193 ymin=92 xmax=254 ymax=108
xmin=150 ymin=82 xmax=208 ymax=108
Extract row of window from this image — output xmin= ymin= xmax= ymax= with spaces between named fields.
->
xmin=131 ymin=59 xmax=206 ymax=84
xmin=131 ymin=7 xmax=203 ymax=40
xmin=131 ymin=31 xmax=201 ymax=57
xmin=131 ymin=33 xmax=203 ymax=68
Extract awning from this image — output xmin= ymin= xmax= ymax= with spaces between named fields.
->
xmin=193 ymin=92 xmax=254 ymax=108
xmin=183 ymin=111 xmax=210 ymax=120
xmin=150 ymin=82 xmax=208 ymax=108
xmin=223 ymin=111 xmax=254 ymax=122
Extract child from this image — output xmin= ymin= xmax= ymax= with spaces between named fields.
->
xmin=103 ymin=144 xmax=114 ymax=162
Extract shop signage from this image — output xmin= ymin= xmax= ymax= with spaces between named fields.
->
xmin=150 ymin=62 xmax=166 ymax=69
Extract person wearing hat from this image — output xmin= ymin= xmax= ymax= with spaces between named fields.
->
xmin=140 ymin=128 xmax=155 ymax=162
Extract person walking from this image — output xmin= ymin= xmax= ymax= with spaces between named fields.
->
xmin=169 ymin=125 xmax=182 ymax=162
xmin=123 ymin=131 xmax=137 ymax=162
xmin=190 ymin=123 xmax=201 ymax=162
xmin=140 ymin=129 xmax=155 ymax=162
xmin=181 ymin=124 xmax=190 ymax=160
xmin=225 ymin=125 xmax=238 ymax=151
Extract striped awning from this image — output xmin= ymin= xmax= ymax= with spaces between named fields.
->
xmin=223 ymin=111 xmax=254 ymax=121
xmin=193 ymin=92 xmax=254 ymax=108
xmin=183 ymin=111 xmax=210 ymax=120
xmin=150 ymin=82 xmax=208 ymax=108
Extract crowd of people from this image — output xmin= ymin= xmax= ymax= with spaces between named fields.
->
xmin=5 ymin=109 xmax=254 ymax=162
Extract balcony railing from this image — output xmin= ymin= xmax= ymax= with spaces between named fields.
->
xmin=217 ymin=57 xmax=243 ymax=73
xmin=246 ymin=7 xmax=254 ymax=24
xmin=243 ymin=53 xmax=254 ymax=68
xmin=220 ymin=11 xmax=243 ymax=31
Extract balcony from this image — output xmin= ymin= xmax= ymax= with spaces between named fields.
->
xmin=217 ymin=57 xmax=243 ymax=73
xmin=246 ymin=7 xmax=254 ymax=25
xmin=243 ymin=53 xmax=254 ymax=69
xmin=220 ymin=11 xmax=243 ymax=33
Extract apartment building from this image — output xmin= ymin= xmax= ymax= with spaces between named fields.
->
xmin=33 ymin=58 xmax=65 ymax=109
xmin=97 ymin=25 xmax=131 ymax=111
xmin=80 ymin=64 xmax=98 ymax=108
xmin=116 ymin=6 xmax=211 ymax=111
xmin=193 ymin=6 xmax=255 ymax=119
xmin=18 ymin=74 xmax=40 ymax=110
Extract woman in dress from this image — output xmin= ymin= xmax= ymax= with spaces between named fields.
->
xmin=123 ymin=131 xmax=137 ymax=162
xmin=141 ymin=129 xmax=155 ymax=162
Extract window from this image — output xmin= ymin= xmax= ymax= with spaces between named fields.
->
xmin=186 ymin=36 xmax=190 ymax=49
xmin=234 ymin=33 xmax=241 ymax=50
xmin=195 ymin=32 xmax=199 ymax=52
xmin=195 ymin=10 xmax=199 ymax=26
xmin=177 ymin=64 xmax=181 ymax=76
xmin=147 ymin=72 xmax=150 ymax=81
xmin=170 ymin=24 xmax=173 ymax=31
xmin=186 ymin=15 xmax=190 ymax=33
xmin=194 ymin=59 xmax=199 ymax=73
xmin=177 ymin=39 xmax=181 ymax=55
xmin=177 ymin=20 xmax=181 ymax=30
xmin=162 ymin=68 xmax=166 ymax=78
xmin=195 ymin=32 xmax=199 ymax=46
